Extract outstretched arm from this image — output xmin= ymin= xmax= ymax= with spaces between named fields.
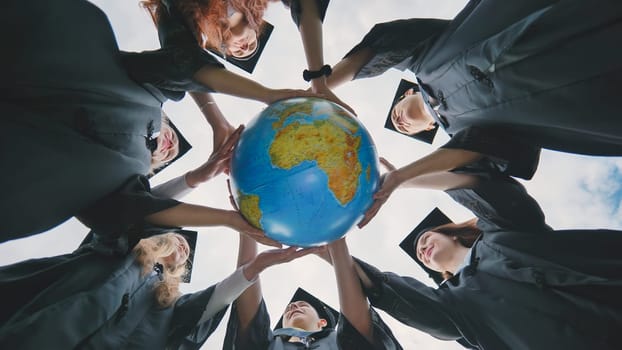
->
xmin=189 ymin=92 xmax=235 ymax=150
xmin=192 ymin=65 xmax=317 ymax=105
xmin=359 ymin=148 xmax=483 ymax=227
xmin=325 ymin=47 xmax=374 ymax=90
xmin=377 ymin=157 xmax=480 ymax=191
xmin=145 ymin=204 xmax=279 ymax=247
xmin=151 ymin=125 xmax=243 ymax=201
xmin=234 ymin=234 xmax=321 ymax=333
xmin=295 ymin=0 xmax=354 ymax=114
xmin=233 ymin=233 xmax=263 ymax=333
xmin=183 ymin=125 xmax=243 ymax=187
xmin=297 ymin=0 xmax=325 ymax=75
xmin=327 ymin=18 xmax=450 ymax=90
xmin=328 ymin=238 xmax=374 ymax=343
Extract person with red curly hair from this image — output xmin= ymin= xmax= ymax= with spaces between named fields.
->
xmin=0 ymin=0 xmax=307 ymax=243
xmin=122 ymin=0 xmax=352 ymax=128
xmin=142 ymin=0 xmax=276 ymax=59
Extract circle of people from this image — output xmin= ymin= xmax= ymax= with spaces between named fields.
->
xmin=2 ymin=0 xmax=621 ymax=349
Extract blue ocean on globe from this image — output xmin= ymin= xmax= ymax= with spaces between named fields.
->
xmin=230 ymin=97 xmax=380 ymax=247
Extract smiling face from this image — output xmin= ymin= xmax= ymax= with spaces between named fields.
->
xmin=225 ymin=12 xmax=259 ymax=58
xmin=415 ymin=230 xmax=463 ymax=273
xmin=390 ymin=88 xmax=436 ymax=135
xmin=282 ymin=301 xmax=327 ymax=331
xmin=162 ymin=235 xmax=190 ymax=268
xmin=152 ymin=122 xmax=180 ymax=165
xmin=226 ymin=26 xmax=258 ymax=58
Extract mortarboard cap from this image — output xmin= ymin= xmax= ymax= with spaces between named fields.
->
xmin=275 ymin=288 xmax=339 ymax=330
xmin=399 ymin=208 xmax=452 ymax=285
xmin=176 ymin=229 xmax=198 ymax=283
xmin=384 ymin=79 xmax=439 ymax=144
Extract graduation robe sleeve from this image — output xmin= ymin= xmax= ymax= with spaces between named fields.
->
xmin=445 ymin=171 xmax=551 ymax=233
xmin=342 ymin=19 xmax=450 ymax=80
xmin=441 ymin=126 xmax=541 ymax=180
xmin=168 ymin=287 xmax=230 ymax=350
xmin=337 ymin=307 xmax=403 ymax=350
xmin=352 ymin=258 xmax=464 ymax=342
xmin=151 ymin=174 xmax=194 ymax=200
xmin=223 ymin=299 xmax=272 ymax=350
xmin=77 ymin=175 xmax=181 ymax=253
xmin=120 ymin=0 xmax=224 ymax=101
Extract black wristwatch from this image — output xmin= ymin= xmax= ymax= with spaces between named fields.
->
xmin=303 ymin=64 xmax=332 ymax=82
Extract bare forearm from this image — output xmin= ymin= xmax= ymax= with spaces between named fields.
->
xmin=396 ymin=149 xmax=483 ymax=187
xmin=144 ymin=203 xmax=234 ymax=227
xmin=189 ymin=92 xmax=227 ymax=126
xmin=297 ymin=0 xmax=332 ymax=93
xmin=400 ymin=172 xmax=480 ymax=191
xmin=298 ymin=0 xmax=324 ymax=71
xmin=329 ymin=239 xmax=374 ymax=343
xmin=325 ymin=47 xmax=374 ymax=90
xmin=193 ymin=66 xmax=270 ymax=102
xmin=237 ymin=234 xmax=263 ymax=333
xmin=233 ymin=275 xmax=263 ymax=334
xmin=238 ymin=233 xmax=258 ymax=268
xmin=183 ymin=169 xmax=203 ymax=189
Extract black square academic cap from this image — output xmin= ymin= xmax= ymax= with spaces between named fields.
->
xmin=275 ymin=288 xmax=339 ymax=330
xmin=384 ymin=79 xmax=439 ymax=144
xmin=151 ymin=118 xmax=192 ymax=176
xmin=399 ymin=208 xmax=452 ymax=285
xmin=207 ymin=21 xmax=274 ymax=74
xmin=175 ymin=229 xmax=198 ymax=283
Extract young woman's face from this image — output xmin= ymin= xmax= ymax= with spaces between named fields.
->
xmin=226 ymin=26 xmax=258 ymax=58
xmin=282 ymin=301 xmax=326 ymax=330
xmin=162 ymin=235 xmax=190 ymax=267
xmin=391 ymin=89 xmax=435 ymax=135
xmin=152 ymin=123 xmax=179 ymax=165
xmin=416 ymin=231 xmax=461 ymax=272
xmin=226 ymin=12 xmax=259 ymax=58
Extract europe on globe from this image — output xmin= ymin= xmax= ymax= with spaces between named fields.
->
xmin=230 ymin=97 xmax=380 ymax=247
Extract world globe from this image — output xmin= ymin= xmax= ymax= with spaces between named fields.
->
xmin=230 ymin=97 xmax=380 ymax=247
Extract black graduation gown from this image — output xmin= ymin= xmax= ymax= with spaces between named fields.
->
xmin=0 ymin=0 xmax=178 ymax=240
xmin=76 ymin=175 xmax=182 ymax=253
xmin=345 ymin=0 xmax=622 ymax=179
xmin=354 ymin=175 xmax=622 ymax=349
xmin=122 ymin=0 xmax=330 ymax=99
xmin=222 ymin=298 xmax=402 ymax=350
xmin=120 ymin=0 xmax=225 ymax=102
xmin=0 ymin=241 xmax=227 ymax=349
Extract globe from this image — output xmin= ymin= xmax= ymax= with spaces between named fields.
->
xmin=230 ymin=97 xmax=380 ymax=247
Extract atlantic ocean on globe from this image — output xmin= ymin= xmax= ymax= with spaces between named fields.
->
xmin=230 ymin=97 xmax=380 ymax=247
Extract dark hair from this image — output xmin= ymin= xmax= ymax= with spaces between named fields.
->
xmin=422 ymin=218 xmax=481 ymax=280
xmin=432 ymin=218 xmax=481 ymax=248
xmin=384 ymin=79 xmax=438 ymax=143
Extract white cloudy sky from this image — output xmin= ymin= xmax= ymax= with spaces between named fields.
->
xmin=2 ymin=1 xmax=621 ymax=349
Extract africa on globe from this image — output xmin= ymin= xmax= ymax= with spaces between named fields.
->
xmin=230 ymin=97 xmax=380 ymax=247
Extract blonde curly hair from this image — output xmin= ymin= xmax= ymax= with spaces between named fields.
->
xmin=133 ymin=233 xmax=189 ymax=308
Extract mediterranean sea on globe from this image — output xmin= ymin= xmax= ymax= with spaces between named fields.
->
xmin=230 ymin=97 xmax=380 ymax=247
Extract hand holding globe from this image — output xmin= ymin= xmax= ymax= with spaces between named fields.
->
xmin=230 ymin=97 xmax=380 ymax=247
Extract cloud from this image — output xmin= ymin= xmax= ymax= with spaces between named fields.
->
xmin=525 ymin=152 xmax=622 ymax=229
xmin=2 ymin=1 xmax=619 ymax=350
